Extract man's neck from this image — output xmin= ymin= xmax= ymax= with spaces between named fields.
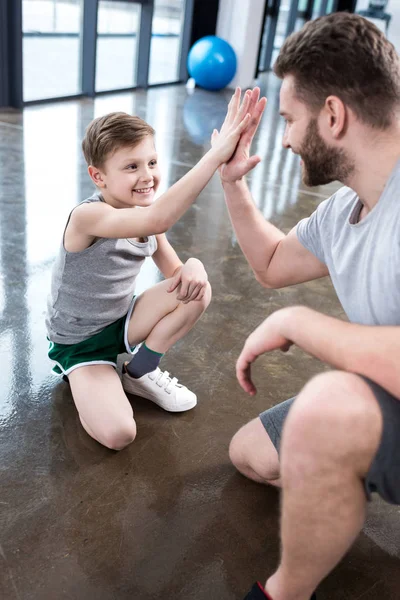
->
xmin=343 ymin=125 xmax=400 ymax=215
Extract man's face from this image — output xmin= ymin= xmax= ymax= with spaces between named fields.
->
xmin=280 ymin=76 xmax=353 ymax=186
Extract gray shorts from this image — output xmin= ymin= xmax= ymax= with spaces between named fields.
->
xmin=260 ymin=376 xmax=400 ymax=505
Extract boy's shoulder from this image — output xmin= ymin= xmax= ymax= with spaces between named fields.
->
xmin=72 ymin=192 xmax=110 ymax=220
xmin=78 ymin=191 xmax=104 ymax=208
xmin=65 ymin=193 xmax=111 ymax=252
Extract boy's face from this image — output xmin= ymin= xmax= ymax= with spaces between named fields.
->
xmin=94 ymin=135 xmax=161 ymax=207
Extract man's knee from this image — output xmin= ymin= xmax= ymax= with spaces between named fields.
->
xmin=281 ymin=371 xmax=383 ymax=478
xmin=229 ymin=418 xmax=280 ymax=484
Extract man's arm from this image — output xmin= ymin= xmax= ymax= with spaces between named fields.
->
xmin=237 ymin=306 xmax=400 ymax=400
xmin=222 ymin=179 xmax=328 ymax=287
xmin=213 ymin=88 xmax=328 ymax=288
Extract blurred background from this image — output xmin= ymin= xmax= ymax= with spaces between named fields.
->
xmin=1 ymin=0 xmax=399 ymax=107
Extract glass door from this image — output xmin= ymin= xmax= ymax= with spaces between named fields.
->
xmin=22 ymin=0 xmax=83 ymax=102
xmin=95 ymin=1 xmax=142 ymax=92
xmin=148 ymin=0 xmax=186 ymax=85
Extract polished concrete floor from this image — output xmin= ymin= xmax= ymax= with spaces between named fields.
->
xmin=1 ymin=79 xmax=400 ymax=600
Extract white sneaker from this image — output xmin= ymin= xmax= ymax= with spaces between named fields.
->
xmin=122 ymin=366 xmax=197 ymax=412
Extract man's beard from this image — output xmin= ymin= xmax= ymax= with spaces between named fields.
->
xmin=299 ymin=118 xmax=354 ymax=187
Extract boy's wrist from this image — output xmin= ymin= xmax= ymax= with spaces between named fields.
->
xmin=204 ymin=147 xmax=225 ymax=170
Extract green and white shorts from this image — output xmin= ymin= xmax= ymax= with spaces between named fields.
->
xmin=48 ymin=300 xmax=137 ymax=376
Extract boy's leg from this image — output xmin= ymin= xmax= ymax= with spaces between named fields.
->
xmin=127 ymin=278 xmax=212 ymax=352
xmin=68 ymin=364 xmax=137 ymax=451
xmin=122 ymin=277 xmax=211 ymax=410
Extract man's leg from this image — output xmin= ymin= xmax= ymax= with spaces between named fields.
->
xmin=229 ymin=417 xmax=282 ymax=485
xmin=229 ymin=396 xmax=297 ymax=485
xmin=264 ymin=371 xmax=383 ymax=600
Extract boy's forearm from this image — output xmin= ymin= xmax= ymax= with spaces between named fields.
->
xmin=152 ymin=151 xmax=221 ymax=232
xmin=283 ymin=307 xmax=400 ymax=399
xmin=222 ymin=180 xmax=285 ymax=283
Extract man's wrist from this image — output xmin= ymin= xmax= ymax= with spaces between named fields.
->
xmin=221 ymin=178 xmax=248 ymax=192
xmin=279 ymin=306 xmax=315 ymax=345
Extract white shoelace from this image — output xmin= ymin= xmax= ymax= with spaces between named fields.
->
xmin=148 ymin=369 xmax=179 ymax=394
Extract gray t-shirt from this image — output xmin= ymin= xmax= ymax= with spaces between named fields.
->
xmin=296 ymin=160 xmax=400 ymax=326
xmin=46 ymin=193 xmax=158 ymax=344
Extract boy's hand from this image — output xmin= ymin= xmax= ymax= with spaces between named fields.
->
xmin=167 ymin=258 xmax=208 ymax=304
xmin=236 ymin=308 xmax=294 ymax=396
xmin=209 ymin=88 xmax=253 ymax=165
xmin=212 ymin=87 xmax=267 ymax=183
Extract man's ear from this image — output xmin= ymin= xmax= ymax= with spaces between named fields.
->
xmin=324 ymin=95 xmax=347 ymax=139
xmin=88 ymin=165 xmax=106 ymax=188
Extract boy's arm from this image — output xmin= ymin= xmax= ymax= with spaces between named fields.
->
xmin=70 ymin=89 xmax=252 ymax=241
xmin=153 ymin=234 xmax=209 ymax=304
xmin=152 ymin=234 xmax=182 ymax=278
xmin=215 ymin=88 xmax=328 ymax=288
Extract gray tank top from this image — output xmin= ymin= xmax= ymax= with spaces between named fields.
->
xmin=46 ymin=193 xmax=157 ymax=344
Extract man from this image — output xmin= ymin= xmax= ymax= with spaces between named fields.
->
xmin=215 ymin=12 xmax=400 ymax=600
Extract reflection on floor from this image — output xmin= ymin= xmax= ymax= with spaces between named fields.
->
xmin=1 ymin=77 xmax=399 ymax=599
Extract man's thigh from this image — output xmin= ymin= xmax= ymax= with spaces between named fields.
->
xmin=362 ymin=377 xmax=400 ymax=505
xmin=259 ymin=379 xmax=400 ymax=505
xmin=259 ymin=397 xmax=296 ymax=453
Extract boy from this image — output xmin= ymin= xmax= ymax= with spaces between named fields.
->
xmin=46 ymin=90 xmax=252 ymax=451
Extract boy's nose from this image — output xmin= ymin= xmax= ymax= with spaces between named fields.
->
xmin=139 ymin=169 xmax=153 ymax=183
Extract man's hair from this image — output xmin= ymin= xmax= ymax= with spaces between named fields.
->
xmin=274 ymin=13 xmax=400 ymax=129
xmin=82 ymin=112 xmax=155 ymax=167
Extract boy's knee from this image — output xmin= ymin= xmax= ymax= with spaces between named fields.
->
xmin=200 ymin=281 xmax=212 ymax=309
xmin=101 ymin=419 xmax=137 ymax=451
xmin=183 ymin=281 xmax=212 ymax=314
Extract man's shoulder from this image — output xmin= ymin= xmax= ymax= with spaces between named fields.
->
xmin=326 ymin=185 xmax=357 ymax=205
xmin=316 ymin=185 xmax=358 ymax=220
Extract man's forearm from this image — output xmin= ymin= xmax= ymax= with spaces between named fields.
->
xmin=284 ymin=307 xmax=400 ymax=399
xmin=222 ymin=179 xmax=285 ymax=285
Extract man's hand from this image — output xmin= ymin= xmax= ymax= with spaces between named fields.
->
xmin=167 ymin=258 xmax=208 ymax=304
xmin=212 ymin=87 xmax=267 ymax=183
xmin=236 ymin=308 xmax=295 ymax=396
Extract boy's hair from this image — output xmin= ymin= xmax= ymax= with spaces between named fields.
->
xmin=82 ymin=112 xmax=155 ymax=167
xmin=274 ymin=12 xmax=400 ymax=129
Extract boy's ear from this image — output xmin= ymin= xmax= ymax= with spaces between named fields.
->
xmin=88 ymin=165 xmax=106 ymax=187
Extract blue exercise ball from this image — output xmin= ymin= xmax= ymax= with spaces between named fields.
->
xmin=187 ymin=36 xmax=237 ymax=91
